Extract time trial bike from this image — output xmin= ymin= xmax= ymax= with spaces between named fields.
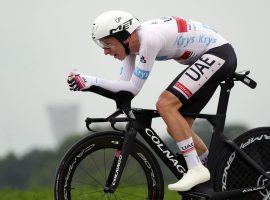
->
xmin=54 ymin=70 xmax=270 ymax=200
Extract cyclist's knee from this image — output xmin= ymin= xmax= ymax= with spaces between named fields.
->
xmin=156 ymin=91 xmax=182 ymax=115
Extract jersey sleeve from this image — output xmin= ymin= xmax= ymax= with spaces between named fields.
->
xmin=130 ymin=34 xmax=161 ymax=93
xmin=119 ymin=54 xmax=136 ymax=81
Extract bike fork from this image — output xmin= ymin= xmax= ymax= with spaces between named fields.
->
xmin=104 ymin=123 xmax=137 ymax=193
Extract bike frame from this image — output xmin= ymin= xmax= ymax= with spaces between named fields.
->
xmin=86 ymin=76 xmax=270 ymax=199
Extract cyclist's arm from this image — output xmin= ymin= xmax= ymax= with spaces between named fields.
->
xmin=118 ymin=55 xmax=136 ymax=81
xmin=69 ymin=33 xmax=161 ymax=95
xmin=128 ymin=37 xmax=161 ymax=95
xmin=88 ymin=38 xmax=161 ymax=96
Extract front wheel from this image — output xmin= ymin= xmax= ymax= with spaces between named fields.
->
xmin=54 ymin=131 xmax=164 ymax=200
xmin=213 ymin=127 xmax=270 ymax=200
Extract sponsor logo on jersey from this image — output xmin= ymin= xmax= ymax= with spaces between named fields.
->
xmin=185 ymin=57 xmax=216 ymax=81
xmin=174 ymin=82 xmax=193 ymax=97
xmin=173 ymin=54 xmax=225 ymax=99
xmin=174 ymin=34 xmax=216 ymax=47
xmin=140 ymin=56 xmax=147 ymax=63
xmin=174 ymin=36 xmax=195 ymax=47
xmin=110 ymin=18 xmax=133 ymax=34
xmin=134 ymin=67 xmax=150 ymax=79
xmin=199 ymin=34 xmax=217 ymax=46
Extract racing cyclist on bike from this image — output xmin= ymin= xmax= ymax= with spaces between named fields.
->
xmin=67 ymin=10 xmax=237 ymax=191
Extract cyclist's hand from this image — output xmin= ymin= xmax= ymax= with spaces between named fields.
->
xmin=67 ymin=71 xmax=94 ymax=91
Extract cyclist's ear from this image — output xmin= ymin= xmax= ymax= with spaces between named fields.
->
xmin=123 ymin=36 xmax=131 ymax=44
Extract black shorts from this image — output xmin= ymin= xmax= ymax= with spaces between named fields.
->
xmin=166 ymin=43 xmax=237 ymax=114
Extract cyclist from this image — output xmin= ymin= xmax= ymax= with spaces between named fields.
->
xmin=67 ymin=10 xmax=237 ymax=191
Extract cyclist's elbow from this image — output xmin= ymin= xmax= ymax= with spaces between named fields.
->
xmin=131 ymin=87 xmax=140 ymax=96
xmin=130 ymin=82 xmax=140 ymax=96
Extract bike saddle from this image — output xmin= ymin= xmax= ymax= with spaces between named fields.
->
xmin=233 ymin=70 xmax=250 ymax=78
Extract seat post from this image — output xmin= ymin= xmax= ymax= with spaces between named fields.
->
xmin=207 ymin=80 xmax=235 ymax=175
xmin=216 ymin=80 xmax=234 ymax=115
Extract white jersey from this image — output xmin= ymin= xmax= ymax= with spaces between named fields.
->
xmin=91 ymin=17 xmax=228 ymax=96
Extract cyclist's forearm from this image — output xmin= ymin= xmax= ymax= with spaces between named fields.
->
xmin=91 ymin=77 xmax=140 ymax=95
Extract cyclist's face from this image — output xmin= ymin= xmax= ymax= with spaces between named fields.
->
xmin=101 ymin=37 xmax=126 ymax=61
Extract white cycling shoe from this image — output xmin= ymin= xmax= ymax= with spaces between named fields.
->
xmin=168 ymin=164 xmax=210 ymax=191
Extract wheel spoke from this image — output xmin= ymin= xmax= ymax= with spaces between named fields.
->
xmin=72 ymin=189 xmax=104 ymax=197
xmin=90 ymin=154 xmax=106 ymax=181
xmin=72 ymin=179 xmax=100 ymax=188
xmin=116 ymin=190 xmax=147 ymax=199
xmin=120 ymin=170 xmax=140 ymax=184
xmin=114 ymin=193 xmax=124 ymax=200
xmin=112 ymin=193 xmax=118 ymax=200
xmin=78 ymin=165 xmax=103 ymax=186
xmin=119 ymin=182 xmax=147 ymax=188
xmin=104 ymin=149 xmax=107 ymax=182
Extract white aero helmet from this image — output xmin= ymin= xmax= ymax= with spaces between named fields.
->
xmin=92 ymin=10 xmax=140 ymax=54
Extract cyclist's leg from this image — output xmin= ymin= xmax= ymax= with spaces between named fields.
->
xmin=157 ymin=91 xmax=210 ymax=192
xmin=185 ymin=117 xmax=208 ymax=157
xmin=166 ymin=116 xmax=208 ymax=157
xmin=179 ymin=43 xmax=237 ymax=167
xmin=157 ymin=91 xmax=193 ymax=142
xmin=159 ymin=43 xmax=237 ymax=191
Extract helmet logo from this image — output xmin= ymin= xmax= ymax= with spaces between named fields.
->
xmin=115 ymin=17 xmax=122 ymax=23
xmin=110 ymin=18 xmax=133 ymax=34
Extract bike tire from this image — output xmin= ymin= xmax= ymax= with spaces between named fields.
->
xmin=54 ymin=131 xmax=164 ymax=200
xmin=213 ymin=127 xmax=270 ymax=200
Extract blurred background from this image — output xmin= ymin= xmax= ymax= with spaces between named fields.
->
xmin=1 ymin=0 xmax=269 ymax=199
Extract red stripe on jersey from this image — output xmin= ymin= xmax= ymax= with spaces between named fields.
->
xmin=178 ymin=51 xmax=192 ymax=60
xmin=174 ymin=17 xmax=188 ymax=32
xmin=174 ymin=82 xmax=193 ymax=97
